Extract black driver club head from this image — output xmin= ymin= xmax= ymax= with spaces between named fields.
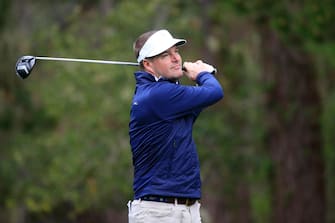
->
xmin=15 ymin=55 xmax=36 ymax=79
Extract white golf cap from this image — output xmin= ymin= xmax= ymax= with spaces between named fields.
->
xmin=137 ymin=29 xmax=186 ymax=63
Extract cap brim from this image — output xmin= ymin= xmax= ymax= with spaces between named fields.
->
xmin=145 ymin=39 xmax=186 ymax=58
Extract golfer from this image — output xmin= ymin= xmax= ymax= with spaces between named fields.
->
xmin=128 ymin=29 xmax=223 ymax=223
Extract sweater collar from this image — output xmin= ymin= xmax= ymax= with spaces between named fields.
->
xmin=134 ymin=71 xmax=179 ymax=84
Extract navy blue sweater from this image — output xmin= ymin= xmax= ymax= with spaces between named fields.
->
xmin=129 ymin=71 xmax=223 ymax=199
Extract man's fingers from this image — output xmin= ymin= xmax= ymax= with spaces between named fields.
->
xmin=183 ymin=61 xmax=216 ymax=74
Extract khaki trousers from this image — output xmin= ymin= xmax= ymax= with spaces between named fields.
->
xmin=128 ymin=199 xmax=202 ymax=223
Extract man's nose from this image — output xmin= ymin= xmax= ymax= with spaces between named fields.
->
xmin=171 ymin=53 xmax=180 ymax=62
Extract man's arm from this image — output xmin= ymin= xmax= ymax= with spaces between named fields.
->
xmin=151 ymin=66 xmax=223 ymax=120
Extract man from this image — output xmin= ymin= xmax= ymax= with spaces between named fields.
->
xmin=128 ymin=29 xmax=223 ymax=223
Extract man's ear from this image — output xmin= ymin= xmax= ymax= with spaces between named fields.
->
xmin=142 ymin=60 xmax=155 ymax=74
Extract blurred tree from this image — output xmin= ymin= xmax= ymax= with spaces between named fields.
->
xmin=260 ymin=23 xmax=324 ymax=223
xmin=225 ymin=0 xmax=335 ymax=222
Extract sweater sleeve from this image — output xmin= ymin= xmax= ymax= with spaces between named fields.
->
xmin=150 ymin=72 xmax=224 ymax=120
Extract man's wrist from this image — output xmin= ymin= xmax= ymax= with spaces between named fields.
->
xmin=196 ymin=71 xmax=214 ymax=84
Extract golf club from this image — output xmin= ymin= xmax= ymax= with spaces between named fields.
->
xmin=15 ymin=55 xmax=139 ymax=79
xmin=15 ymin=55 xmax=217 ymax=79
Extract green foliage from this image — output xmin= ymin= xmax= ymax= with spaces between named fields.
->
xmin=227 ymin=0 xmax=335 ymax=45
xmin=1 ymin=0 xmax=135 ymax=216
xmin=0 ymin=0 xmax=11 ymax=30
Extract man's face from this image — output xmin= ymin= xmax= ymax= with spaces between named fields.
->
xmin=143 ymin=46 xmax=183 ymax=80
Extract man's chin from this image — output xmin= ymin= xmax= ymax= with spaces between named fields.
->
xmin=174 ymin=71 xmax=184 ymax=79
xmin=167 ymin=73 xmax=183 ymax=83
xmin=163 ymin=71 xmax=183 ymax=81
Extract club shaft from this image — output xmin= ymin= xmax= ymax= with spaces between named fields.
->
xmin=35 ymin=56 xmax=139 ymax=66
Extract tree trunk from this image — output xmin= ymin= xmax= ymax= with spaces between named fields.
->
xmin=259 ymin=25 xmax=325 ymax=223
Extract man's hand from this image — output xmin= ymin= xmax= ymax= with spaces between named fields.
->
xmin=183 ymin=60 xmax=216 ymax=81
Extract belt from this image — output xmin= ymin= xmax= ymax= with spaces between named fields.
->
xmin=141 ymin=195 xmax=199 ymax=206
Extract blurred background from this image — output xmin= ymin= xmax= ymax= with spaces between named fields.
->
xmin=1 ymin=0 xmax=334 ymax=223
